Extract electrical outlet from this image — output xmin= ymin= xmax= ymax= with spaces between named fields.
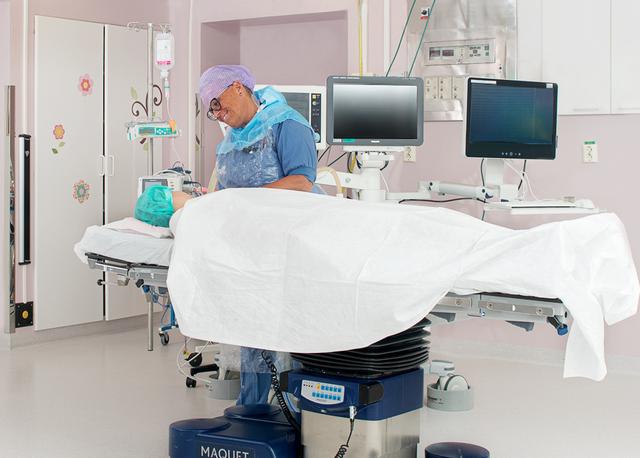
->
xmin=403 ymin=146 xmax=417 ymax=162
xmin=583 ymin=140 xmax=598 ymax=163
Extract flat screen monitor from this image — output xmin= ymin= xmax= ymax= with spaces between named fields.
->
xmin=465 ymin=78 xmax=558 ymax=160
xmin=326 ymin=76 xmax=424 ymax=148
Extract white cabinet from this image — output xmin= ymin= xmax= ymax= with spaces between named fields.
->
xmin=34 ymin=17 xmax=160 ymax=330
xmin=541 ymin=0 xmax=611 ymax=115
xmin=611 ymin=1 xmax=640 ymax=113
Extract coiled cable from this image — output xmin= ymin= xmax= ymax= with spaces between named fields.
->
xmin=260 ymin=351 xmax=301 ymax=435
xmin=334 ymin=412 xmax=356 ymax=458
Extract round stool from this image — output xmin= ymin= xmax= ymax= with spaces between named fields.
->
xmin=426 ymin=442 xmax=490 ymax=458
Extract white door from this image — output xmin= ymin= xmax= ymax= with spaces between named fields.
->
xmin=611 ymin=1 xmax=640 ymax=114
xmin=541 ymin=0 xmax=611 ymax=115
xmin=103 ymin=25 xmax=162 ymax=320
xmin=34 ymin=16 xmax=104 ymax=329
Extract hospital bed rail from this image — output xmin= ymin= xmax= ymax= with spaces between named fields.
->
xmin=84 ymin=252 xmax=571 ymax=352
xmin=431 ymin=292 xmax=569 ymax=335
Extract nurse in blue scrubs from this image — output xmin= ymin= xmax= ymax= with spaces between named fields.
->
xmin=199 ymin=64 xmax=319 ymax=405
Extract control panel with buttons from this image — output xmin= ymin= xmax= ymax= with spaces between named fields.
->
xmin=301 ymin=379 xmax=345 ymax=405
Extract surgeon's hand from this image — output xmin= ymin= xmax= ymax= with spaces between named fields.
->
xmin=263 ymin=175 xmax=313 ymax=192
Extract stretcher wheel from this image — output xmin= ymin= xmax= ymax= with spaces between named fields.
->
xmin=186 ymin=377 xmax=197 ymax=388
xmin=159 ymin=332 xmax=170 ymax=346
xmin=188 ymin=353 xmax=203 ymax=367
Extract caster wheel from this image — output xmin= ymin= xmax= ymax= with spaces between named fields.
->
xmin=186 ymin=377 xmax=197 ymax=388
xmin=188 ymin=352 xmax=203 ymax=367
xmin=159 ymin=333 xmax=170 ymax=346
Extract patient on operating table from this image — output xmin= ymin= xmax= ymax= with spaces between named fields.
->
xmin=134 ymin=185 xmax=192 ymax=227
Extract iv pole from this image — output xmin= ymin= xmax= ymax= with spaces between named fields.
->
xmin=127 ymin=22 xmax=173 ymax=176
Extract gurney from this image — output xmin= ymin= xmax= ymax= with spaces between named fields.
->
xmin=75 ymin=224 xmax=174 ymax=350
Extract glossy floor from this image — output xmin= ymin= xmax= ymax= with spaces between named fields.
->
xmin=0 ymin=328 xmax=637 ymax=457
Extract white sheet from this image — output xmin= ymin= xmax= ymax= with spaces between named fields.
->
xmin=74 ymin=225 xmax=173 ymax=266
xmin=167 ymin=189 xmax=639 ymax=381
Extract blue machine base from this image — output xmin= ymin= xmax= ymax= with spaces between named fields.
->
xmin=169 ymin=405 xmax=298 ymax=458
xmin=281 ymin=368 xmax=424 ymax=420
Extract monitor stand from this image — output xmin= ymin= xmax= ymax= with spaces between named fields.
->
xmin=315 ymin=148 xmax=403 ymax=202
xmin=484 ymin=159 xmax=518 ymax=201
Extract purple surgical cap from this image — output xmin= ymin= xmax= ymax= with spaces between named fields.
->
xmin=199 ymin=65 xmax=256 ymax=107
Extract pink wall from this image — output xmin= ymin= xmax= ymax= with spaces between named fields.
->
xmin=238 ymin=12 xmax=348 ymax=86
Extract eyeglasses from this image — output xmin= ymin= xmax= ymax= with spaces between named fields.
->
xmin=206 ymin=85 xmax=232 ymax=121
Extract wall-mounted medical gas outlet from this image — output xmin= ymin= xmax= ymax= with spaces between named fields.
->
xmin=583 ymin=140 xmax=598 ymax=163
xmin=424 ymin=77 xmax=439 ymax=100
xmin=438 ymin=77 xmax=453 ymax=100
xmin=404 ymin=146 xmax=417 ymax=162
xmin=426 ymin=76 xmax=467 ymax=101
xmin=425 ymin=39 xmax=496 ymax=66
xmin=452 ymin=76 xmax=466 ymax=100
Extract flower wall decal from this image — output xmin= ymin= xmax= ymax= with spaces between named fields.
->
xmin=53 ymin=124 xmax=65 ymax=140
xmin=52 ymin=123 xmax=66 ymax=155
xmin=72 ymin=180 xmax=91 ymax=204
xmin=78 ymin=74 xmax=93 ymax=96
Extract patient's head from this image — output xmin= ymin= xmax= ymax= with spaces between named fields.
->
xmin=134 ymin=186 xmax=176 ymax=227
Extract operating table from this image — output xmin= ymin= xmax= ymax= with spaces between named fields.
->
xmin=83 ymin=250 xmax=570 ymax=351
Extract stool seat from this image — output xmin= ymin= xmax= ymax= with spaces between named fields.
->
xmin=426 ymin=442 xmax=490 ymax=458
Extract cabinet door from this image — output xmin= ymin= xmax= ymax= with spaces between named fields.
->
xmin=541 ymin=0 xmax=611 ymax=115
xmin=34 ymin=16 xmax=104 ymax=329
xmin=611 ymin=1 xmax=640 ymax=113
xmin=104 ymin=25 xmax=163 ymax=320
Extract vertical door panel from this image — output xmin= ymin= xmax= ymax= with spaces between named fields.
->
xmin=34 ymin=16 xmax=104 ymax=329
xmin=611 ymin=1 xmax=640 ymax=113
xmin=104 ymin=25 xmax=163 ymax=320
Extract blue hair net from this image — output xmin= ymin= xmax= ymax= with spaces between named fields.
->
xmin=134 ymin=185 xmax=174 ymax=228
xmin=217 ymin=86 xmax=317 ymax=155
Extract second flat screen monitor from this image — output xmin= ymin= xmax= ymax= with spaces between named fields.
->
xmin=465 ymin=78 xmax=558 ymax=160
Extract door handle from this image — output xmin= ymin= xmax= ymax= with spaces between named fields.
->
xmin=108 ymin=155 xmax=115 ymax=177
xmin=97 ymin=156 xmax=105 ymax=176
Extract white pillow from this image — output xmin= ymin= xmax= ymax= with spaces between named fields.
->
xmin=105 ymin=217 xmax=173 ymax=238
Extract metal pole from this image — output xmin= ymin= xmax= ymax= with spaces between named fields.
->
xmin=147 ymin=24 xmax=154 ymax=175
xmin=146 ymin=290 xmax=154 ymax=351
